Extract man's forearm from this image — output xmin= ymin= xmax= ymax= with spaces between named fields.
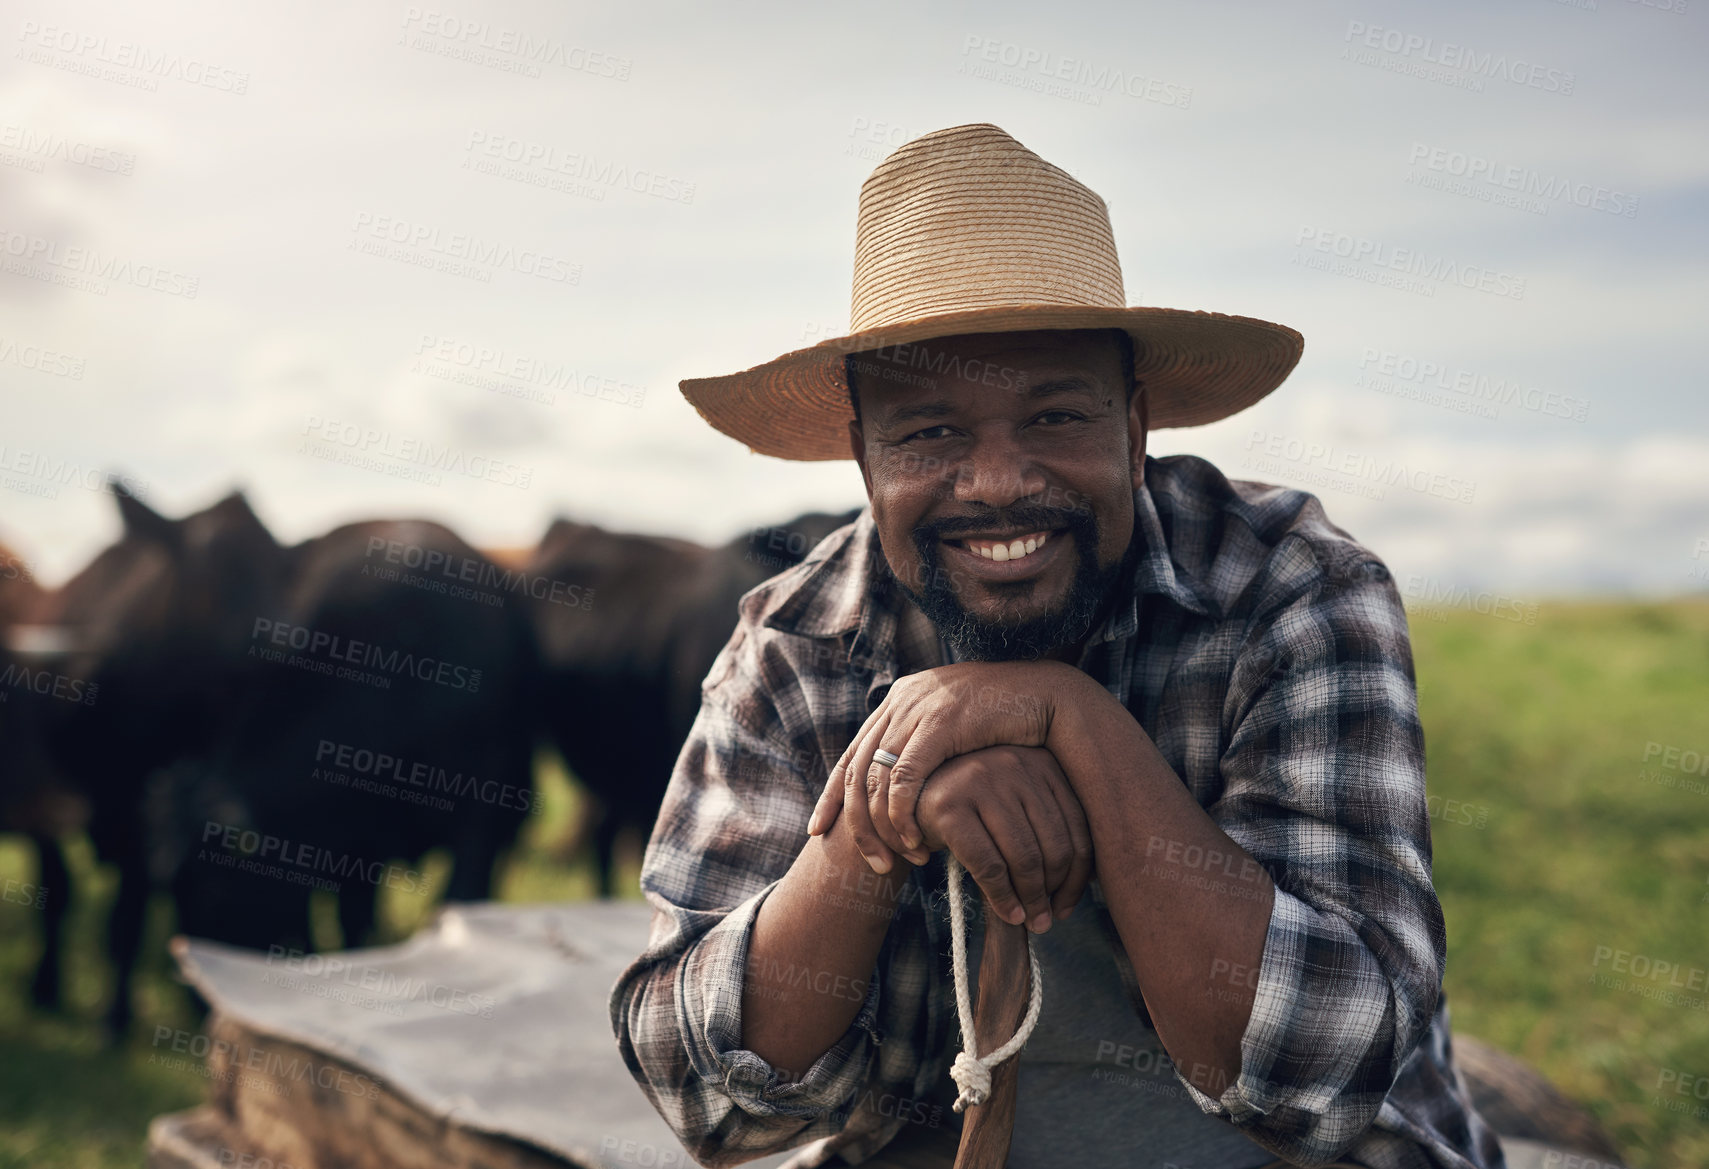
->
xmin=1046 ymin=683 xmax=1274 ymax=1099
xmin=740 ymin=814 xmax=912 ymax=1078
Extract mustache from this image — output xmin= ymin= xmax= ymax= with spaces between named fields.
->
xmin=914 ymin=504 xmax=1094 ymax=543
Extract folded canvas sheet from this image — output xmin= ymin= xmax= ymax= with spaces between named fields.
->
xmin=174 ymin=900 xmax=789 ymax=1169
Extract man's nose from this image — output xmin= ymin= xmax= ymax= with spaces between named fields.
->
xmin=950 ymin=434 xmax=1047 ymax=509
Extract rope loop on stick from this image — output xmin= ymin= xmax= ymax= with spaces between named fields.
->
xmin=945 ymin=855 xmax=1044 ymax=1112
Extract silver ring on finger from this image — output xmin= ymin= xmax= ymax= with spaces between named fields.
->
xmin=872 ymin=748 xmax=900 ymax=769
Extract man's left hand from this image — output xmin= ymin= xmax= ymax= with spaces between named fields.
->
xmin=806 ymin=659 xmax=1099 ymax=868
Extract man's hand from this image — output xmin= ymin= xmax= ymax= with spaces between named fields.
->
xmin=911 ymin=745 xmax=1094 ymax=931
xmin=806 ymin=659 xmax=1103 ymax=870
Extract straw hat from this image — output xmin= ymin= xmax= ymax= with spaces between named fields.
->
xmin=680 ymin=123 xmax=1303 ymax=461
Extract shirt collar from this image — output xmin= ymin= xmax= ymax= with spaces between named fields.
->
xmin=1089 ymin=465 xmax=1215 ymax=647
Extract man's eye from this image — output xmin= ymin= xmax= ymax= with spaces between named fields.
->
xmin=1034 ymin=410 xmax=1082 ymax=426
xmin=907 ymin=425 xmax=955 ymax=441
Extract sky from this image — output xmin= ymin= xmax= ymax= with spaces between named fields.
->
xmin=2 ymin=0 xmax=1705 ymax=602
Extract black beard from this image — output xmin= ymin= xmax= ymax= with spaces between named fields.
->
xmin=889 ymin=503 xmax=1133 ymax=662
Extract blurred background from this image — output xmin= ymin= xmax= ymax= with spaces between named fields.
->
xmin=0 ymin=0 xmax=1704 ymax=1166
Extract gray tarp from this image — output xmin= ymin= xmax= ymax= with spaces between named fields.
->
xmin=174 ymin=901 xmax=788 ymax=1169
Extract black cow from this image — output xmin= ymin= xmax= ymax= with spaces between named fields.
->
xmin=3 ymin=487 xmax=287 ymax=1036
xmin=0 ymin=541 xmax=84 ymax=1016
xmin=527 ymin=508 xmax=861 ymax=895
xmin=8 ymin=487 xmax=537 ymax=1034
xmin=163 ymin=517 xmax=538 ymax=956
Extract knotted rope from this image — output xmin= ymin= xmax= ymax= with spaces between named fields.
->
xmin=945 ymin=855 xmax=1044 ymax=1112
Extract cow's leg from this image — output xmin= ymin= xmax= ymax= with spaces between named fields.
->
xmin=443 ymin=739 xmax=530 ymax=905
xmin=592 ymin=814 xmax=621 ymax=900
xmin=337 ymin=879 xmax=377 ymax=950
xmin=28 ymin=834 xmax=71 ymax=1011
xmin=103 ymin=837 xmax=150 ymax=1039
xmin=444 ymin=831 xmax=503 ymax=903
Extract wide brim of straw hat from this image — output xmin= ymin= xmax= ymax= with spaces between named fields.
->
xmin=682 ymin=123 xmax=1303 ymax=461
xmin=681 ymin=306 xmax=1303 ymax=462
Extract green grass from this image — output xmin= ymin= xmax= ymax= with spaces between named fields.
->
xmin=1 ymin=603 xmax=1705 ymax=1166
xmin=1416 ymin=600 xmax=1709 ymax=1169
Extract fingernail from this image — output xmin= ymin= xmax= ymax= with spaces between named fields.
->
xmin=806 ymin=812 xmax=822 ymax=836
xmin=865 ymin=853 xmax=891 ymax=875
xmin=1006 ymin=906 xmax=1027 ymax=926
xmin=1057 ymin=905 xmax=1074 ymax=920
xmin=1031 ymin=913 xmax=1052 ymax=934
xmin=902 ymin=833 xmax=920 ymax=851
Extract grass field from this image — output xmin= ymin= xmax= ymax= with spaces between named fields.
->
xmin=1 ymin=599 xmax=1706 ymax=1168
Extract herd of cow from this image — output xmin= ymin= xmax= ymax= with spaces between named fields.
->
xmin=0 ymin=482 xmax=859 ymax=1038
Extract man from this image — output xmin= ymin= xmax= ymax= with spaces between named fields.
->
xmin=612 ymin=124 xmax=1502 ymax=1169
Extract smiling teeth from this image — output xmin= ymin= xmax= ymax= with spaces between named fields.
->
xmin=966 ymin=531 xmax=1049 ymax=562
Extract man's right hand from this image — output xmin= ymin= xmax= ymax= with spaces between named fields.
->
xmin=912 ymin=744 xmax=1094 ymax=933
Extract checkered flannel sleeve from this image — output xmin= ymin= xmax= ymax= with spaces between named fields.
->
xmin=608 ymin=634 xmax=884 ymax=1168
xmin=1178 ymin=552 xmax=1446 ymax=1166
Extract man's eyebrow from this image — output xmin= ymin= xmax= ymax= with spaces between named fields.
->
xmin=879 ymin=400 xmax=956 ymax=427
xmin=877 ymin=376 xmax=1106 ymax=428
xmin=1025 ymin=376 xmax=1101 ymax=399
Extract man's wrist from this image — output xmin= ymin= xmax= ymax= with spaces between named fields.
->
xmin=810 ymin=814 xmax=919 ymax=925
xmin=1042 ymin=663 xmax=1127 ymax=797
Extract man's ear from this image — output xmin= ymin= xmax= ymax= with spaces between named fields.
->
xmin=848 ymin=419 xmax=874 ymax=501
xmin=1128 ymin=382 xmax=1149 ymax=490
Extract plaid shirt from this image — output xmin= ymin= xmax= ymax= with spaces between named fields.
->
xmin=610 ymin=454 xmax=1506 ymax=1169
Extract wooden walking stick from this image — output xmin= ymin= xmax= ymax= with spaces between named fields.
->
xmin=946 ymin=859 xmax=1041 ymax=1169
